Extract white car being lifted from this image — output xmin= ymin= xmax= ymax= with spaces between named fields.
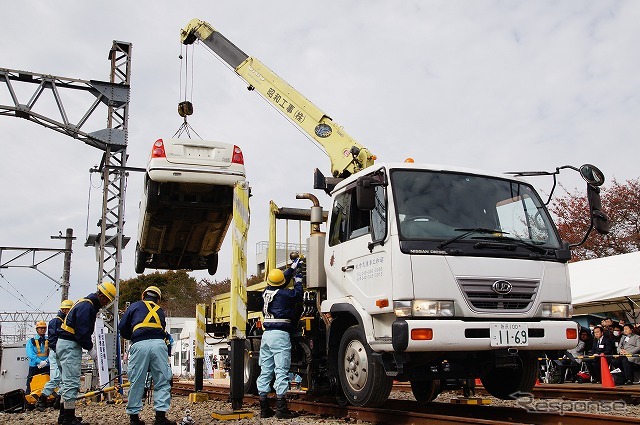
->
xmin=135 ymin=137 xmax=246 ymax=275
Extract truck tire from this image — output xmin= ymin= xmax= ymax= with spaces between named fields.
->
xmin=410 ymin=379 xmax=441 ymax=404
xmin=134 ymin=245 xmax=147 ymax=274
xmin=338 ymin=325 xmax=393 ymax=407
xmin=243 ymin=338 xmax=260 ymax=395
xmin=206 ymin=253 xmax=218 ymax=275
xmin=481 ymin=351 xmax=538 ymax=400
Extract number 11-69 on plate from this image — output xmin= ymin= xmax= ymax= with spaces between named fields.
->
xmin=490 ymin=323 xmax=528 ymax=347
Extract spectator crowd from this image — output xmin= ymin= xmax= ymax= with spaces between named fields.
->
xmin=542 ymin=317 xmax=640 ymax=385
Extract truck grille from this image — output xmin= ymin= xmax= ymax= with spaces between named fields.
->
xmin=457 ymin=278 xmax=538 ymax=312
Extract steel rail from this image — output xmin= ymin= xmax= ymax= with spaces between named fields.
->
xmin=171 ymin=381 xmax=639 ymax=425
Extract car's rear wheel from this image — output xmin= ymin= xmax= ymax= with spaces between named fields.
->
xmin=207 ymin=253 xmax=218 ymax=275
xmin=146 ymin=178 xmax=160 ymax=212
xmin=134 ymin=245 xmax=147 ymax=274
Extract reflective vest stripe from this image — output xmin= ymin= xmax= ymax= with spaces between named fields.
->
xmin=263 ymin=318 xmax=291 ymax=323
xmin=33 ymin=338 xmax=49 ymax=357
xmin=132 ymin=301 xmax=163 ymax=332
xmin=60 ymin=298 xmax=92 ymax=335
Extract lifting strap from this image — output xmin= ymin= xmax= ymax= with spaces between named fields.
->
xmin=132 ymin=301 xmax=163 ymax=332
xmin=60 ymin=298 xmax=92 ymax=335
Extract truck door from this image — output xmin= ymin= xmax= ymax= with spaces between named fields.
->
xmin=332 ymin=182 xmax=392 ymax=314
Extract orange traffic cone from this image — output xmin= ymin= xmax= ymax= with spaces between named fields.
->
xmin=600 ymin=354 xmax=615 ymax=388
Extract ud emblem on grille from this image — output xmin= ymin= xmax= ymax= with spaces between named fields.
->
xmin=492 ymin=280 xmax=513 ymax=294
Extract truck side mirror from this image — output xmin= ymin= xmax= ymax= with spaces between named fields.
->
xmin=587 ymin=184 xmax=610 ymax=235
xmin=356 ymin=176 xmax=376 ymax=210
xmin=580 ymin=164 xmax=610 ymax=235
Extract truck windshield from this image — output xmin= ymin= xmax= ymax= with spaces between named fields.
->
xmin=391 ymin=170 xmax=561 ymax=249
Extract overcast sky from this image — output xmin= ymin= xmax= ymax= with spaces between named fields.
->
xmin=1 ymin=1 xmax=639 ymax=329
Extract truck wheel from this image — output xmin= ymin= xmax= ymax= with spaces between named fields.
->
xmin=338 ymin=325 xmax=392 ymax=407
xmin=134 ymin=245 xmax=147 ymax=274
xmin=410 ymin=379 xmax=441 ymax=403
xmin=481 ymin=351 xmax=538 ymax=400
xmin=206 ymin=253 xmax=218 ymax=275
xmin=243 ymin=338 xmax=260 ymax=395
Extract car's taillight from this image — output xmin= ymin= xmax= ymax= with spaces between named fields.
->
xmin=152 ymin=139 xmax=166 ymax=158
xmin=232 ymin=145 xmax=244 ymax=165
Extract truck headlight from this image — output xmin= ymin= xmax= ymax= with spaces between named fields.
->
xmin=540 ymin=303 xmax=573 ymax=318
xmin=394 ymin=300 xmax=412 ymax=317
xmin=394 ymin=300 xmax=455 ymax=317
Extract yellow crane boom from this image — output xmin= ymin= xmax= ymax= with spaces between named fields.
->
xmin=180 ymin=18 xmax=376 ymax=179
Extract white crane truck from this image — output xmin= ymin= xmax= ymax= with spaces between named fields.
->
xmin=180 ymin=19 xmax=610 ymax=406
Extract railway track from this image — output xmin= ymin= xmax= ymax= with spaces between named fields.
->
xmin=393 ymin=381 xmax=640 ymax=405
xmin=171 ymin=381 xmax=640 ymax=425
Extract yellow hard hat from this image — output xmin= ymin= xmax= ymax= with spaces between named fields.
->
xmin=143 ymin=285 xmax=162 ymax=300
xmin=97 ymin=281 xmax=117 ymax=302
xmin=35 ymin=320 xmax=47 ymax=329
xmin=60 ymin=299 xmax=74 ymax=310
xmin=267 ymin=269 xmax=286 ymax=287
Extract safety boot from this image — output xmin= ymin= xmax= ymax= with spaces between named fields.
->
xmin=57 ymin=404 xmax=64 ymax=425
xmin=153 ymin=411 xmax=177 ymax=425
xmin=129 ymin=413 xmax=146 ymax=424
xmin=62 ymin=408 xmax=88 ymax=425
xmin=259 ymin=396 xmax=274 ymax=418
xmin=35 ymin=394 xmax=47 ymax=411
xmin=275 ymin=396 xmax=298 ymax=419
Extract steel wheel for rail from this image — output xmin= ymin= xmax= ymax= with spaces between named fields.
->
xmin=481 ymin=351 xmax=538 ymax=400
xmin=410 ymin=379 xmax=441 ymax=404
xmin=338 ymin=325 xmax=392 ymax=407
xmin=243 ymin=338 xmax=260 ymax=395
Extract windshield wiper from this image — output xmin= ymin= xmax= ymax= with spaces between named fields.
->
xmin=438 ymin=228 xmax=507 ymax=249
xmin=476 ymin=236 xmax=548 ymax=254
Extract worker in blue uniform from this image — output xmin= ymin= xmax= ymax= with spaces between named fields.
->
xmin=26 ymin=320 xmax=50 ymax=393
xmin=36 ymin=299 xmax=74 ymax=413
xmin=119 ymin=285 xmax=176 ymax=425
xmin=256 ymin=256 xmax=303 ymax=419
xmin=57 ymin=282 xmax=116 ymax=425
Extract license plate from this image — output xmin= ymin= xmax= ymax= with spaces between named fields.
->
xmin=185 ymin=146 xmax=213 ymax=158
xmin=490 ymin=323 xmax=528 ymax=347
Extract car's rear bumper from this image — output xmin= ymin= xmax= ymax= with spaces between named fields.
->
xmin=149 ymin=166 xmax=245 ymax=186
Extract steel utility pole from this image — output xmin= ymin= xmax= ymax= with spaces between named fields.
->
xmin=51 ymin=228 xmax=76 ymax=301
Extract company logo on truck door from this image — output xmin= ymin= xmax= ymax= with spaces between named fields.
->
xmin=491 ymin=280 xmax=513 ymax=294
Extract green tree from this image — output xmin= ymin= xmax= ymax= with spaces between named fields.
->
xmin=120 ymin=271 xmax=266 ymax=316
xmin=550 ymin=178 xmax=640 ymax=261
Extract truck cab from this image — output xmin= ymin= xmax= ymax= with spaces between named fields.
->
xmin=321 ymin=163 xmax=579 ymax=403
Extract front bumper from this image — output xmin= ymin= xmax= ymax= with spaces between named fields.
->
xmin=392 ymin=319 xmax=578 ymax=352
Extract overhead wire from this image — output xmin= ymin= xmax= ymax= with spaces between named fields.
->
xmin=0 ymin=272 xmax=41 ymax=311
xmin=34 ymin=282 xmax=61 ymax=311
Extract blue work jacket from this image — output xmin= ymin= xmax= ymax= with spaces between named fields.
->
xmin=118 ymin=299 xmax=167 ymax=345
xmin=58 ymin=293 xmax=101 ymax=350
xmin=47 ymin=310 xmax=67 ymax=352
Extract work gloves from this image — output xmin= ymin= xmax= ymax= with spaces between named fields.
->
xmin=88 ymin=347 xmax=98 ymax=364
xmin=37 ymin=360 xmax=48 ymax=369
